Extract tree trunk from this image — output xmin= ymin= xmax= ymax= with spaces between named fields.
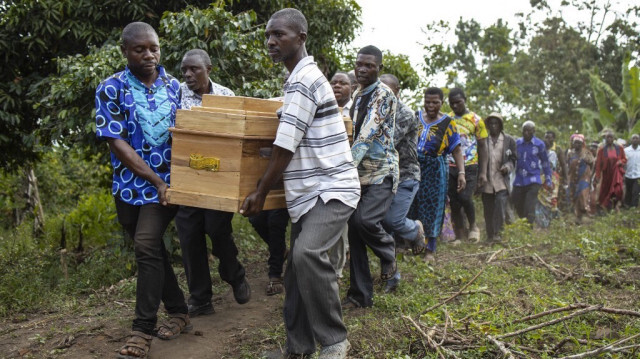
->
xmin=25 ymin=166 xmax=45 ymax=235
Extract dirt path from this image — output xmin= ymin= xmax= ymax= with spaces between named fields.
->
xmin=1 ymin=269 xmax=284 ymax=358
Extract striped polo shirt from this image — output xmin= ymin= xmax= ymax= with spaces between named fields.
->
xmin=273 ymin=56 xmax=361 ymax=222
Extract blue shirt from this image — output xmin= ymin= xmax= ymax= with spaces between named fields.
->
xmin=514 ymin=136 xmax=552 ymax=187
xmin=95 ymin=66 xmax=180 ymax=205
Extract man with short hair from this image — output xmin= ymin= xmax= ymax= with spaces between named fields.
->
xmin=175 ymin=49 xmax=251 ymax=318
xmin=512 ymin=120 xmax=553 ymax=224
xmin=379 ymin=74 xmax=422 ymax=291
xmin=330 ymin=71 xmax=353 ymax=117
xmin=328 ymin=71 xmax=354 ymax=279
xmin=481 ymin=113 xmax=516 ymax=241
xmin=240 ymin=8 xmax=360 ymax=358
xmin=96 ymin=22 xmax=190 ymax=359
xmin=624 ymin=134 xmax=640 ymax=207
xmin=344 ymin=45 xmax=399 ymax=308
xmin=448 ymin=88 xmax=488 ymax=242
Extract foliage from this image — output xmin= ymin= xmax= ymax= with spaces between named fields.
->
xmin=0 ymin=0 xmax=210 ymax=171
xmin=421 ymin=1 xmax=640 ymax=134
xmin=17 ymin=1 xmax=364 ymax=167
xmin=0 ymin=147 xmax=111 ymax=228
xmin=576 ymin=52 xmax=640 ymax=136
xmin=223 ymin=0 xmax=362 ymax=75
xmin=160 ymin=5 xmax=282 ymax=98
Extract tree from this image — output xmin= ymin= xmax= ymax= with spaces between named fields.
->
xmin=223 ymin=0 xmax=362 ymax=75
xmin=420 ymin=1 xmax=639 ymax=133
xmin=576 ymin=52 xmax=640 ymax=135
xmin=0 ymin=0 xmax=211 ymax=171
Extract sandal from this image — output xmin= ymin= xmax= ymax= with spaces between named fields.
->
xmin=156 ymin=313 xmax=192 ymax=340
xmin=266 ymin=277 xmax=284 ymax=296
xmin=380 ymin=259 xmax=397 ymax=281
xmin=412 ymin=220 xmax=427 ymax=255
xmin=117 ymin=331 xmax=153 ymax=358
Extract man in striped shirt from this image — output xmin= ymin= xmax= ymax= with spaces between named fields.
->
xmin=240 ymin=8 xmax=360 ymax=359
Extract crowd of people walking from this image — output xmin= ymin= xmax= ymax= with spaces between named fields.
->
xmin=95 ymin=8 xmax=639 ymax=359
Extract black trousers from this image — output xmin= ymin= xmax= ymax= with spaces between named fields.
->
xmin=249 ymin=209 xmax=289 ymax=279
xmin=175 ymin=206 xmax=245 ymax=306
xmin=511 ymin=184 xmax=541 ymax=224
xmin=449 ymin=164 xmax=478 ymax=233
xmin=624 ymin=177 xmax=640 ymax=207
xmin=347 ymin=177 xmax=396 ymax=307
xmin=114 ymin=199 xmax=187 ymax=335
xmin=482 ymin=190 xmax=509 ymax=240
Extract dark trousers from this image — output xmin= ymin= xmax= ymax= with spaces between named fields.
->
xmin=347 ymin=177 xmax=396 ymax=307
xmin=482 ymin=190 xmax=509 ymax=240
xmin=449 ymin=164 xmax=478 ymax=233
xmin=114 ymin=199 xmax=187 ymax=335
xmin=284 ymin=200 xmax=353 ymax=354
xmin=175 ymin=206 xmax=245 ymax=306
xmin=249 ymin=209 xmax=289 ymax=279
xmin=624 ymin=177 xmax=640 ymax=207
xmin=511 ymin=184 xmax=541 ymax=224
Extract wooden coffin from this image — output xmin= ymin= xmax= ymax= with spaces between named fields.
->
xmin=167 ymin=94 xmax=352 ymax=213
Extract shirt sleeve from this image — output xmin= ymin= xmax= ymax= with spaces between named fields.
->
xmin=351 ymin=90 xmax=396 ymax=167
xmin=95 ymin=79 xmax=128 ymax=142
xmin=445 ymin=120 xmax=462 ymax=155
xmin=273 ymin=81 xmax=318 ymax=153
xmin=475 ymin=115 xmax=488 ymax=140
xmin=539 ymin=143 xmax=553 ymax=184
xmin=393 ymin=105 xmax=412 ymax=146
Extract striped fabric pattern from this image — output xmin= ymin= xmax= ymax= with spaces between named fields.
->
xmin=273 ymin=56 xmax=361 ymax=223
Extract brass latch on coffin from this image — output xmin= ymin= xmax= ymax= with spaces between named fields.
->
xmin=189 ymin=154 xmax=220 ymax=172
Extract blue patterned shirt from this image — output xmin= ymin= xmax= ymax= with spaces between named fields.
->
xmin=350 ymin=80 xmax=399 ymax=191
xmin=95 ymin=66 xmax=180 ymax=205
xmin=514 ymin=136 xmax=552 ymax=187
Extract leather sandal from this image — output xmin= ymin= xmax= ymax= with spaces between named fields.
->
xmin=265 ymin=277 xmax=284 ymax=296
xmin=156 ymin=313 xmax=192 ymax=340
xmin=117 ymin=331 xmax=153 ymax=358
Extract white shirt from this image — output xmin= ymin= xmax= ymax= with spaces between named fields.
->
xmin=341 ymin=99 xmax=353 ymax=117
xmin=625 ymin=145 xmax=640 ymax=179
xmin=273 ymin=56 xmax=361 ymax=222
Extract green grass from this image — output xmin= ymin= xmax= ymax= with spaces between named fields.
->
xmin=1 ymin=207 xmax=639 ymax=358
xmin=236 ymin=210 xmax=640 ymax=358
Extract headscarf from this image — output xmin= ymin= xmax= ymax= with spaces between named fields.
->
xmin=570 ymin=133 xmax=585 ymax=144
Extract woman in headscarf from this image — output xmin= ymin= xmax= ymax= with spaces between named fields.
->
xmin=594 ymin=129 xmax=627 ymax=211
xmin=409 ymin=87 xmax=465 ymax=262
xmin=567 ymin=134 xmax=594 ymax=223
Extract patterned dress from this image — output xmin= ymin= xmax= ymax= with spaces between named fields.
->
xmin=409 ymin=111 xmax=460 ymax=250
xmin=568 ymin=148 xmax=594 ymax=219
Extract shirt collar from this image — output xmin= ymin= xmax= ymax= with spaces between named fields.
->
xmin=124 ymin=65 xmax=167 ymax=90
xmin=359 ymin=80 xmax=380 ymax=96
xmin=288 ymin=56 xmax=315 ymax=81
xmin=182 ymin=79 xmax=214 ymax=100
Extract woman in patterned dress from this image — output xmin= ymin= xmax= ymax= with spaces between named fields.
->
xmin=409 ymin=87 xmax=465 ymax=261
xmin=567 ymin=134 xmax=594 ymax=223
